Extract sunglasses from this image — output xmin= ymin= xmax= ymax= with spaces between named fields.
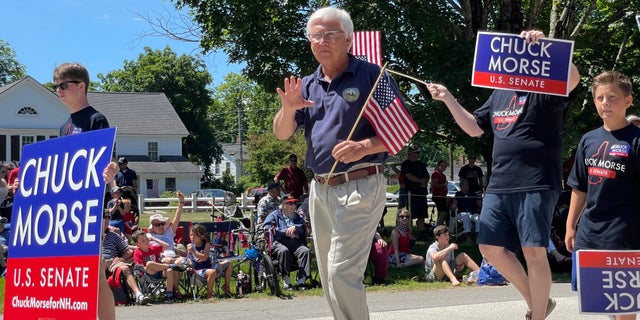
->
xmin=399 ymin=216 xmax=410 ymax=219
xmin=153 ymin=222 xmax=166 ymax=227
xmin=52 ymin=80 xmax=82 ymax=91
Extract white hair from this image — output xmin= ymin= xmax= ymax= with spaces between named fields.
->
xmin=306 ymin=7 xmax=354 ymax=41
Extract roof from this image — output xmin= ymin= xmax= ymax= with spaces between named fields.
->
xmin=120 ymin=155 xmax=201 ymax=175
xmin=221 ymin=143 xmax=248 ymax=161
xmin=88 ymin=92 xmax=189 ymax=136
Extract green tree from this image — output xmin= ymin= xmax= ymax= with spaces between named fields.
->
xmin=98 ymin=46 xmax=221 ymax=177
xmin=0 ymin=39 xmax=26 ymax=86
xmin=211 ymin=72 xmax=306 ymax=187
xmin=168 ymin=0 xmax=640 ymax=166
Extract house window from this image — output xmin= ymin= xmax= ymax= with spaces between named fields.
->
xmin=214 ymin=160 xmax=220 ymax=175
xmin=226 ymin=162 xmax=231 ymax=171
xmin=148 ymin=142 xmax=158 ymax=161
xmin=165 ymin=178 xmax=176 ymax=192
xmin=17 ymin=106 xmax=38 ymax=115
xmin=21 ymin=136 xmax=35 ymax=147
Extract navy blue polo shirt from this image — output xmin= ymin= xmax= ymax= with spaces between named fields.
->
xmin=296 ymin=55 xmax=391 ymax=174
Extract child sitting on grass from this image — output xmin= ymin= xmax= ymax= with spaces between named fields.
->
xmin=424 ymin=225 xmax=480 ymax=286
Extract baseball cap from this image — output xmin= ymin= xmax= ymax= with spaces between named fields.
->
xmin=149 ymin=213 xmax=168 ymax=224
xmin=110 ymin=186 xmax=121 ymax=194
xmin=284 ymin=198 xmax=299 ymax=204
xmin=267 ymin=182 xmax=280 ymax=191
xmin=118 ymin=157 xmax=128 ymax=164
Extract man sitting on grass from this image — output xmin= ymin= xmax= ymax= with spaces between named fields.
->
xmin=424 ymin=225 xmax=480 ymax=286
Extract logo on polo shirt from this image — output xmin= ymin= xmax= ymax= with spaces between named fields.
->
xmin=343 ymin=87 xmax=360 ymax=102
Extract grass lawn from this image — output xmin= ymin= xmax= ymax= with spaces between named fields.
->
xmin=0 ymin=208 xmax=571 ymax=312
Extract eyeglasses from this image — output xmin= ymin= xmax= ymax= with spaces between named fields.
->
xmin=399 ymin=216 xmax=410 ymax=219
xmin=153 ymin=222 xmax=166 ymax=227
xmin=308 ymin=31 xmax=345 ymax=43
xmin=52 ymin=80 xmax=82 ymax=91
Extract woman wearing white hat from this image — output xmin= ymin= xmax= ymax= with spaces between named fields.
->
xmin=147 ymin=191 xmax=186 ymax=264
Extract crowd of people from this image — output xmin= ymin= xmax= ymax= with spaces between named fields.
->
xmin=4 ymin=4 xmax=640 ymax=320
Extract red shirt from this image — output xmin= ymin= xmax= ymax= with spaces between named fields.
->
xmin=275 ymin=166 xmax=307 ymax=199
xmin=430 ymin=170 xmax=448 ymax=196
xmin=123 ymin=211 xmax=136 ymax=235
xmin=134 ymin=245 xmax=163 ymax=265
xmin=388 ymin=231 xmax=412 ymax=255
xmin=8 ymin=167 xmax=19 ymax=185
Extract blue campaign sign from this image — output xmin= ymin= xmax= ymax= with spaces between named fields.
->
xmin=577 ymin=250 xmax=640 ymax=315
xmin=9 ymin=127 xmax=116 ymax=258
xmin=472 ymin=31 xmax=574 ymax=96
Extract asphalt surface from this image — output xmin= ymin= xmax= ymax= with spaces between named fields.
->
xmin=114 ymin=282 xmax=609 ymax=320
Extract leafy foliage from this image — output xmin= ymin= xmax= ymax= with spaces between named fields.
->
xmin=98 ymin=47 xmax=221 ymax=176
xmin=0 ymin=39 xmax=26 ymax=86
xmin=170 ymin=0 xmax=640 ymax=165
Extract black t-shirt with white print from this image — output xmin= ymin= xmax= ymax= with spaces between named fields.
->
xmin=568 ymin=124 xmax=640 ymax=250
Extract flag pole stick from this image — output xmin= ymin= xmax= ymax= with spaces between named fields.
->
xmin=387 ymin=69 xmax=428 ymax=86
xmin=323 ymin=62 xmax=389 ymax=190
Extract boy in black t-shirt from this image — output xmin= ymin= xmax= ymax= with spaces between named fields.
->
xmin=53 ymin=62 xmax=118 ymax=320
xmin=565 ymin=72 xmax=640 ymax=319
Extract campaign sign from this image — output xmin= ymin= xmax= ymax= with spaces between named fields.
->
xmin=472 ymin=31 xmax=574 ymax=96
xmin=4 ymin=128 xmax=116 ymax=320
xmin=577 ymin=250 xmax=640 ymax=315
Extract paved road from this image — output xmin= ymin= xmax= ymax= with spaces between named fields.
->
xmin=115 ymin=283 xmax=607 ymax=319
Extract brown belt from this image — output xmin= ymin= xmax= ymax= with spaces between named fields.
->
xmin=314 ymin=164 xmax=382 ymax=187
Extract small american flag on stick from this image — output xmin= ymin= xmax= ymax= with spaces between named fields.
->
xmin=364 ymin=75 xmax=418 ymax=155
xmin=351 ymin=31 xmax=382 ymax=66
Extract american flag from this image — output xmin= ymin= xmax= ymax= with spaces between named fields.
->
xmin=351 ymin=31 xmax=382 ymax=66
xmin=364 ymin=76 xmax=418 ymax=155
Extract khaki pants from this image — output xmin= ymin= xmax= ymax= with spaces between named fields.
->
xmin=310 ymin=173 xmax=385 ymax=320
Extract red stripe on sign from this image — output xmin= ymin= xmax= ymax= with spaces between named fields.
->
xmin=473 ymin=72 xmax=568 ymax=95
xmin=578 ymin=250 xmax=640 ymax=268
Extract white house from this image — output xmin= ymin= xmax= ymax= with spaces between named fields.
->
xmin=211 ymin=143 xmax=248 ymax=182
xmin=0 ymin=76 xmax=202 ymax=198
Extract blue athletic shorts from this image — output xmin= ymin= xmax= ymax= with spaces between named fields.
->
xmin=477 ymin=190 xmax=559 ymax=252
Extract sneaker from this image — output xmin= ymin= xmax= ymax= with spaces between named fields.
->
xmin=169 ymin=264 xmax=187 ymax=272
xmin=136 ymin=294 xmax=150 ymax=305
xmin=283 ymin=284 xmax=294 ymax=291
xmin=525 ymin=298 xmax=556 ymax=319
xmin=165 ymin=297 xmax=174 ymax=304
xmin=295 ymin=284 xmax=308 ymax=291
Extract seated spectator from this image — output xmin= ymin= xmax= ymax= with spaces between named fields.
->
xmin=388 ymin=208 xmax=424 ymax=268
xmin=186 ymin=224 xmax=233 ymax=298
xmin=368 ymin=231 xmax=388 ymax=285
xmin=425 ymin=225 xmax=480 ymax=286
xmin=296 ymin=197 xmax=311 ymax=235
xmin=121 ymin=199 xmax=137 ymax=242
xmin=102 ymin=214 xmax=149 ymax=305
xmin=0 ymin=217 xmax=9 ymax=273
xmin=451 ymin=179 xmax=482 ymax=242
xmin=257 ymin=182 xmax=282 ymax=224
xmin=262 ymin=198 xmax=311 ymax=290
xmin=147 ymin=191 xmax=186 ymax=262
xmin=132 ymin=230 xmax=186 ymax=303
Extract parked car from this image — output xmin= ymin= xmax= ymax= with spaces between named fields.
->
xmin=386 ymin=191 xmax=399 ymax=203
xmin=187 ymin=188 xmax=235 ymax=207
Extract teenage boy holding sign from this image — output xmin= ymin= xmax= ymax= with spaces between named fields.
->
xmin=54 ymin=62 xmax=119 ymax=320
